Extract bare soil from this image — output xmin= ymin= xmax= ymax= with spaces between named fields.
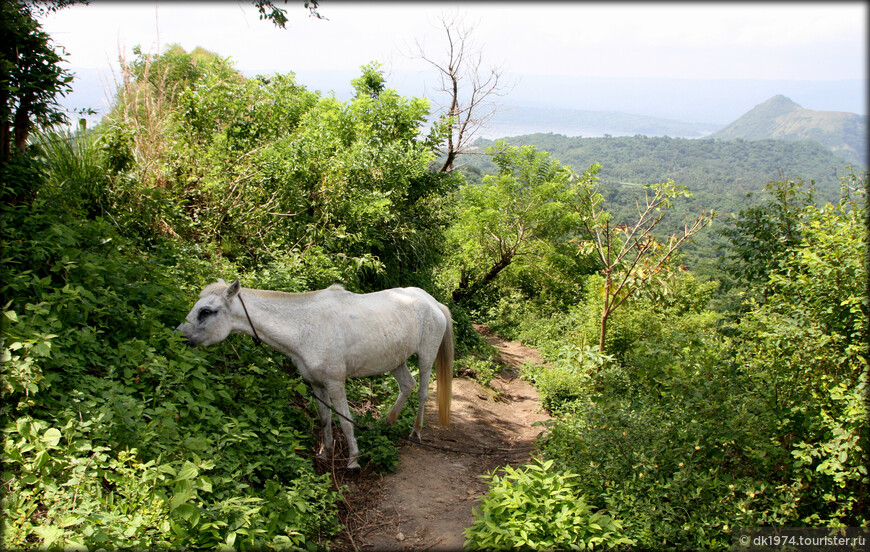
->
xmin=331 ymin=325 xmax=550 ymax=551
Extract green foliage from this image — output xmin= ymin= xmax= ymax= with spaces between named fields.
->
xmin=6 ymin=19 xmax=867 ymax=549
xmin=471 ymin=133 xmax=849 ymax=210
xmin=454 ymin=356 xmax=500 ymax=388
xmin=464 ymin=459 xmax=633 ymax=551
xmin=464 ymin=133 xmax=854 ymax=275
xmin=104 ymin=48 xmax=455 ymax=291
xmin=453 ymin=138 xmax=866 ymax=547
xmin=350 ymin=412 xmax=412 ymax=473
xmin=535 ymin=331 xmax=787 ymax=550
xmin=507 ymin=171 xmax=868 ymax=548
xmin=729 ymin=172 xmax=869 ymax=526
xmin=522 ymin=345 xmax=611 ymax=415
xmin=0 ymin=173 xmax=341 ymax=548
xmin=540 ymin=401 xmax=771 ymax=550
xmin=445 ymin=141 xmax=598 ymax=304
xmin=577 ymin=170 xmax=714 ymax=352
xmin=448 ymin=302 xmax=494 ymax=359
xmin=343 ymin=371 xmax=422 ymax=473
xmin=130 ymin=43 xmax=239 ymax=97
xmin=0 ymin=52 xmax=471 ymax=548
xmin=32 ymin=128 xmax=111 ymax=218
xmin=351 ymin=62 xmax=387 ymax=99
xmin=251 ymin=0 xmax=323 ymax=29
xmin=719 ymin=177 xmax=814 ymax=291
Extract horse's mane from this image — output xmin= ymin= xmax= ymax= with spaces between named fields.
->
xmin=199 ymin=281 xmax=345 ymax=300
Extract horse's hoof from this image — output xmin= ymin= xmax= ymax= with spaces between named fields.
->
xmin=346 ymin=464 xmax=361 ymax=473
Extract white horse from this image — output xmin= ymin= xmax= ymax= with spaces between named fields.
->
xmin=176 ymin=279 xmax=453 ymax=470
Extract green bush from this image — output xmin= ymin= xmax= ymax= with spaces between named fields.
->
xmin=0 ymin=193 xmax=342 ymax=549
xmin=538 ymin=388 xmax=782 ymax=550
xmin=726 ymin=175 xmax=869 ymax=526
xmin=522 ymin=344 xmax=614 ymax=415
xmin=531 ymin=175 xmax=870 ymax=545
xmin=464 ymin=459 xmax=632 ymax=551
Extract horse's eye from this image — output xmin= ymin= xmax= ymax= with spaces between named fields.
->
xmin=197 ymin=308 xmax=217 ymax=322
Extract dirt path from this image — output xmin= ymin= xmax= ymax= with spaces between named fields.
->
xmin=334 ymin=325 xmax=549 ymax=551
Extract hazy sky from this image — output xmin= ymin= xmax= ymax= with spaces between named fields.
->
xmin=38 ymin=1 xmax=868 ymax=125
xmin=41 ymin=1 xmax=867 ymax=81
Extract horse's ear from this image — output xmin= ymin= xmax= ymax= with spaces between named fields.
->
xmin=223 ymin=279 xmax=241 ymax=301
xmin=217 ymin=278 xmax=226 ymax=285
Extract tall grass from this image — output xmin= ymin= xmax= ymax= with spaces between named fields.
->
xmin=109 ymin=48 xmax=176 ymax=189
xmin=33 ymin=127 xmax=108 ymax=218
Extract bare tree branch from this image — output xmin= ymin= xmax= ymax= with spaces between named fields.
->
xmin=411 ymin=13 xmax=514 ymax=173
xmin=579 ymin=180 xmax=715 ymax=355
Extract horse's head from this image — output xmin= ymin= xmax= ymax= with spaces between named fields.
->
xmin=176 ymin=279 xmax=241 ymax=347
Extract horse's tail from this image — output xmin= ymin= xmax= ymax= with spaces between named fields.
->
xmin=436 ymin=303 xmax=454 ymax=427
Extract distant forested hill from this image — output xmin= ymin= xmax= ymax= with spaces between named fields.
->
xmin=466 ymin=133 xmax=851 ymax=205
xmin=710 ymin=95 xmax=867 ymax=167
xmin=460 ymin=133 xmax=858 ymax=276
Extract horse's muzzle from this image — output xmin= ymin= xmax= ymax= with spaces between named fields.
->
xmin=174 ymin=323 xmax=196 ymax=347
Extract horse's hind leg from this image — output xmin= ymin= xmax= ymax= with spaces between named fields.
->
xmin=311 ymin=385 xmax=334 ymax=462
xmin=385 ymin=362 xmax=415 ymax=426
xmin=412 ymin=352 xmax=436 ymax=442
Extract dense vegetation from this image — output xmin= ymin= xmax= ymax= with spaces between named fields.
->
xmin=470 ymin=132 xmax=856 ymax=203
xmin=464 ymin=172 xmax=868 ymax=549
xmin=465 ymin=132 xmax=862 ymax=280
xmin=2 ymin=9 xmax=868 ymax=550
xmin=1 ymin=41 xmax=458 ymax=549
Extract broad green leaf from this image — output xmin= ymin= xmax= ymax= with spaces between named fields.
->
xmin=41 ymin=428 xmax=62 ymax=448
xmin=176 ymin=461 xmax=199 ymax=481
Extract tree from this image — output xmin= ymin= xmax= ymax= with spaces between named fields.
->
xmin=578 ymin=177 xmax=714 ymax=353
xmin=109 ymin=54 xmax=451 ymax=289
xmin=413 ymin=13 xmax=512 ymax=173
xmin=252 ymin=0 xmax=323 ymax=27
xmin=449 ymin=142 xmax=593 ymax=303
xmin=719 ymin=175 xmax=815 ymax=291
xmin=0 ymin=1 xmax=73 ymax=164
xmin=732 ymin=171 xmax=868 ymax=525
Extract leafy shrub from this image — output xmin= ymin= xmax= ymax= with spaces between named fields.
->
xmin=727 ymin=175 xmax=869 ymax=526
xmin=352 ymin=414 xmax=404 ymax=473
xmin=525 ymin=272 xmax=789 ymax=548
xmin=523 ymin=344 xmax=614 ymax=415
xmin=448 ymin=302 xmax=493 ymax=359
xmin=0 ymin=194 xmax=343 ymax=549
xmin=33 ymin=128 xmax=111 ymax=219
xmin=343 ymin=368 xmax=430 ymax=473
xmin=464 ymin=459 xmax=633 ymax=551
xmin=538 ymin=382 xmax=785 ymax=549
xmin=531 ymin=366 xmax=588 ymax=416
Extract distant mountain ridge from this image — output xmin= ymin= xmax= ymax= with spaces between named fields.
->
xmin=710 ymin=95 xmax=867 ymax=166
xmin=479 ymin=104 xmax=722 ymax=140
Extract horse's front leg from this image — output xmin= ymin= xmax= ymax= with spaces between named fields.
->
xmin=325 ymin=382 xmax=360 ymax=471
xmin=311 ymin=385 xmax=334 ymax=461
